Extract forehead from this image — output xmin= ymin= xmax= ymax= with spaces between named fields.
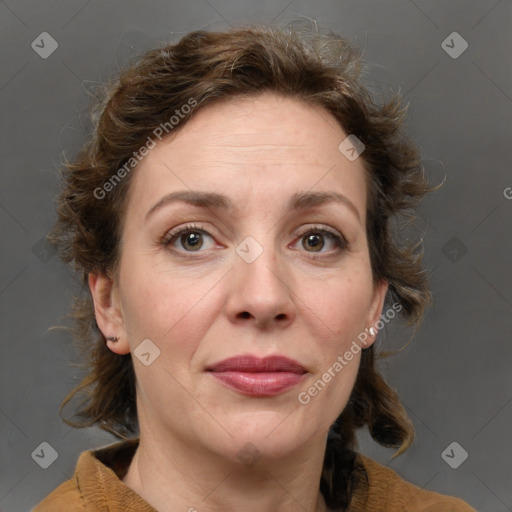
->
xmin=127 ymin=92 xmax=368 ymax=218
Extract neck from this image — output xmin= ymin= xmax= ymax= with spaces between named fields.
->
xmin=123 ymin=426 xmax=331 ymax=512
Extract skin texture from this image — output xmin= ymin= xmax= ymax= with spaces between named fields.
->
xmin=89 ymin=92 xmax=389 ymax=512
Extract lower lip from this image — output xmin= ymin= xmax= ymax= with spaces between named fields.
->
xmin=209 ymin=371 xmax=305 ymax=397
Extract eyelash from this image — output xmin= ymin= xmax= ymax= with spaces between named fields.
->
xmin=294 ymin=225 xmax=348 ymax=258
xmin=161 ymin=223 xmax=348 ymax=259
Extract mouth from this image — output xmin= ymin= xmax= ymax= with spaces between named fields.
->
xmin=205 ymin=355 xmax=307 ymax=397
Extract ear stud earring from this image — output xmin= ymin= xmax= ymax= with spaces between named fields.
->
xmin=369 ymin=327 xmax=376 ymax=336
xmin=107 ymin=336 xmax=119 ymax=342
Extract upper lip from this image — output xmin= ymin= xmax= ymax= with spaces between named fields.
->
xmin=206 ymin=355 xmax=306 ymax=374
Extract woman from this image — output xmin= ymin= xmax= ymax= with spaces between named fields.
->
xmin=34 ymin=25 xmax=476 ymax=511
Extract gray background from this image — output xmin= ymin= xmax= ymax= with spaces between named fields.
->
xmin=1 ymin=1 xmax=511 ymax=510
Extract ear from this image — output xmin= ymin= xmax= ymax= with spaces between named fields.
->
xmin=88 ymin=272 xmax=130 ymax=355
xmin=363 ymin=279 xmax=389 ymax=348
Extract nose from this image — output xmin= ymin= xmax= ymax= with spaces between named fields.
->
xmin=226 ymin=241 xmax=296 ymax=330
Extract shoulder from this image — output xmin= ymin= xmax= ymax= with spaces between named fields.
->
xmin=32 ymin=439 xmax=151 ymax=512
xmin=32 ymin=477 xmax=84 ymax=512
xmin=351 ymin=453 xmax=476 ymax=512
xmin=32 ymin=446 xmax=105 ymax=511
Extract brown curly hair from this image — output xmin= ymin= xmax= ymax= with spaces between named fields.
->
xmin=50 ymin=23 xmax=435 ymax=509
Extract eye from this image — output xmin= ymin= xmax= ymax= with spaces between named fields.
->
xmin=292 ymin=225 xmax=348 ymax=256
xmin=162 ymin=223 xmax=216 ymax=252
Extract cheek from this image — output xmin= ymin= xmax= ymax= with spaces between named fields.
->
xmin=118 ymin=254 xmax=224 ymax=358
xmin=298 ymin=267 xmax=373 ymax=341
xmin=293 ymin=263 xmax=372 ymax=410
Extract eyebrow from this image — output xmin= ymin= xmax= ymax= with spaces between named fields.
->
xmin=145 ymin=191 xmax=231 ymax=221
xmin=290 ymin=191 xmax=362 ymax=224
xmin=145 ymin=190 xmax=361 ymax=224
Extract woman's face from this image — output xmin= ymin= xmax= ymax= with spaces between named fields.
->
xmin=94 ymin=92 xmax=388 ymax=463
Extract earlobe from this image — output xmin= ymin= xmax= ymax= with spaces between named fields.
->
xmin=365 ymin=279 xmax=389 ymax=347
xmin=88 ymin=272 xmax=130 ymax=355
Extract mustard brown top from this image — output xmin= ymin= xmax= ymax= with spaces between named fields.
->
xmin=33 ymin=439 xmax=476 ymax=512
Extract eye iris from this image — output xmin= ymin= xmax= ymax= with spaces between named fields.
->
xmin=182 ymin=232 xmax=202 ymax=251
xmin=303 ymin=233 xmax=324 ymax=252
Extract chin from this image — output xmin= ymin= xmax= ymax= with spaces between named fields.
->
xmin=206 ymin=411 xmax=317 ymax=464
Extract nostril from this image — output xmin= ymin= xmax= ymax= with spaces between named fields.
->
xmin=236 ymin=311 xmax=287 ymax=323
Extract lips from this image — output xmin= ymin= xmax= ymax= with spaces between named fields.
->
xmin=206 ymin=355 xmax=307 ymax=397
